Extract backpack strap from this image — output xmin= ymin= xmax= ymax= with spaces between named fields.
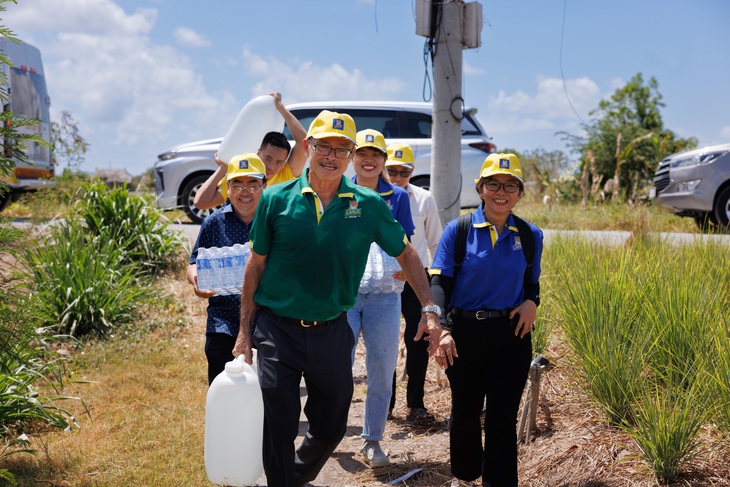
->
xmin=512 ymin=214 xmax=540 ymax=306
xmin=453 ymin=213 xmax=472 ymax=276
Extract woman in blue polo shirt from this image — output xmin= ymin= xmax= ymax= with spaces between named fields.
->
xmin=347 ymin=128 xmax=415 ymax=468
xmin=429 ymin=153 xmax=543 ymax=487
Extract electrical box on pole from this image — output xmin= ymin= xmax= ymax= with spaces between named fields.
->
xmin=463 ymin=2 xmax=483 ymax=49
xmin=415 ymin=0 xmax=433 ymax=37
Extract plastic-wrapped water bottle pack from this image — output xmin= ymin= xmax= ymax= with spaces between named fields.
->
xmin=359 ymin=243 xmax=406 ymax=294
xmin=196 ymin=243 xmax=252 ymax=296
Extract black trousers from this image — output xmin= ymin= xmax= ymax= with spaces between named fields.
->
xmin=204 ymin=332 xmax=236 ymax=386
xmin=390 ymin=279 xmax=431 ymax=411
xmin=254 ymin=308 xmax=355 ymax=487
xmin=445 ymin=314 xmax=531 ymax=487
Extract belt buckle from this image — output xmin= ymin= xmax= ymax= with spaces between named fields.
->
xmin=300 ymin=320 xmax=317 ymax=327
xmin=474 ymin=310 xmax=487 ymax=320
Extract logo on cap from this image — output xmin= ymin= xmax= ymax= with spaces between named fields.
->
xmin=395 ymin=150 xmax=403 ymax=159
xmin=332 ymin=118 xmax=344 ymax=130
xmin=499 ymin=158 xmax=510 ymax=169
xmin=239 ymin=159 xmax=249 ymax=169
xmin=365 ymin=134 xmax=374 ymax=142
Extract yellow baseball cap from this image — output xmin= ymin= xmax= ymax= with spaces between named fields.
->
xmin=226 ymin=153 xmax=266 ymax=181
xmin=474 ymin=153 xmax=523 ymax=183
xmin=306 ymin=110 xmax=357 ymax=144
xmin=356 ymin=129 xmax=387 ymax=154
xmin=385 ymin=143 xmax=415 ymax=169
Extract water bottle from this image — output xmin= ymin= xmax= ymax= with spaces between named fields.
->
xmin=205 ymin=351 xmax=265 ymax=486
xmin=382 ymin=251 xmax=405 ymax=293
xmin=196 ymin=247 xmax=214 ymax=292
xmin=217 ymin=95 xmax=285 ymax=164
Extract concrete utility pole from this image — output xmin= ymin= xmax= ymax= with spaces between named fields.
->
xmin=417 ymin=0 xmax=482 ymax=226
xmin=431 ymin=0 xmax=464 ymax=226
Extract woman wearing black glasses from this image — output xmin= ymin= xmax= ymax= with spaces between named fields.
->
xmin=429 ymin=153 xmax=544 ymax=487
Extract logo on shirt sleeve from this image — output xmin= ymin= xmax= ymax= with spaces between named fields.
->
xmin=345 ymin=199 xmax=362 ymax=218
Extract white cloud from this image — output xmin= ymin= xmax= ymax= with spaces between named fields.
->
xmin=241 ymin=48 xmax=407 ymax=102
xmin=463 ymin=61 xmax=485 ymax=76
xmin=4 ymin=0 xmax=156 ymax=37
xmin=174 ymin=27 xmax=211 ymax=48
xmin=3 ymin=0 xmax=236 ymax=172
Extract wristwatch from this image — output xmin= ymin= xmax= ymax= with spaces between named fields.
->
xmin=421 ymin=305 xmax=442 ymax=318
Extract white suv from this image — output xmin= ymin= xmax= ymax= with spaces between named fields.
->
xmin=153 ymin=101 xmax=495 ymax=223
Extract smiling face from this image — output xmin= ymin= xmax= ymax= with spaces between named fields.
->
xmin=353 ymin=147 xmax=387 ymax=181
xmin=306 ymin=136 xmax=355 ymax=184
xmin=227 ymin=175 xmax=265 ymax=223
xmin=477 ymin=174 xmax=523 ymax=221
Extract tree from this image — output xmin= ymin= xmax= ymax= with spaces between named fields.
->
xmin=51 ymin=109 xmax=89 ymax=171
xmin=560 ymin=74 xmax=697 ymax=201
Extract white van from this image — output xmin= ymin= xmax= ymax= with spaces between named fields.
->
xmin=0 ymin=38 xmax=54 ymax=211
xmin=153 ymin=101 xmax=495 ymax=223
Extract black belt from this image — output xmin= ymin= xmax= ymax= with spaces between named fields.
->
xmin=262 ymin=307 xmax=345 ymax=328
xmin=450 ymin=308 xmax=510 ymax=320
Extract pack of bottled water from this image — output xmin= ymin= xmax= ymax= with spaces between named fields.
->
xmin=196 ymin=243 xmax=251 ymax=296
xmin=359 ymin=243 xmax=406 ymax=294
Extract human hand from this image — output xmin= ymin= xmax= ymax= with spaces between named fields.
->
xmin=434 ymin=331 xmax=457 ymax=369
xmin=232 ymin=332 xmax=253 ymax=365
xmin=392 ymin=271 xmax=406 ymax=281
xmin=213 ymin=152 xmax=226 ymax=168
xmin=191 ymin=274 xmax=216 ymax=298
xmin=510 ymin=299 xmax=537 ymax=338
xmin=270 ymin=92 xmax=284 ymax=111
xmin=414 ymin=312 xmax=442 ymax=356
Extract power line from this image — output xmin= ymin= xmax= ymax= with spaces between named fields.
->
xmin=559 ymin=0 xmax=587 ymax=125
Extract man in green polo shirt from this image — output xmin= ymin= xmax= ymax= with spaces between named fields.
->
xmin=233 ymin=110 xmax=443 ymax=487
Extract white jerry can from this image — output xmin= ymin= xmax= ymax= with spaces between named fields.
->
xmin=204 ymin=351 xmax=264 ymax=486
xmin=217 ymin=95 xmax=284 ymax=164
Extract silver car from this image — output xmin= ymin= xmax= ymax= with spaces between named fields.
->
xmin=153 ymin=101 xmax=495 ymax=223
xmin=651 ymin=143 xmax=730 ymax=230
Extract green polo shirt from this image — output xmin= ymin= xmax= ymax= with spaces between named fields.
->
xmin=250 ymin=169 xmax=408 ymax=321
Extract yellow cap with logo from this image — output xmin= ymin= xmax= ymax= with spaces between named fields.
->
xmin=227 ymin=153 xmax=266 ymax=181
xmin=307 ymin=110 xmax=357 ymax=144
xmin=475 ymin=153 xmax=523 ymax=183
xmin=385 ymin=142 xmax=415 ymax=169
xmin=356 ymin=129 xmax=387 ymax=154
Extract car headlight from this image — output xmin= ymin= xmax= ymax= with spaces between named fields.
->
xmin=670 ymin=150 xmax=727 ymax=168
xmin=158 ymin=151 xmax=177 ymax=161
xmin=677 ymin=179 xmax=701 ymax=192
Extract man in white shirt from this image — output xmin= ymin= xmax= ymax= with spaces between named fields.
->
xmin=385 ymin=143 xmax=443 ymax=425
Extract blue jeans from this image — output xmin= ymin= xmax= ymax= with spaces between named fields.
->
xmin=347 ymin=291 xmax=401 ymax=441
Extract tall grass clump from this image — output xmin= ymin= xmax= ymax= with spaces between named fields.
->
xmin=0 ymin=224 xmax=80 ymax=485
xmin=21 ymin=219 xmax=153 ymax=338
xmin=547 ymin=237 xmax=730 ymax=483
xmin=547 ymin=237 xmax=649 ymax=424
xmin=76 ymin=180 xmax=185 ymax=276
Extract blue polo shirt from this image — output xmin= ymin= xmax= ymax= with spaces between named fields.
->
xmin=190 ymin=203 xmax=252 ymax=336
xmin=430 ymin=207 xmax=543 ymax=311
xmin=352 ymin=176 xmax=415 ymax=237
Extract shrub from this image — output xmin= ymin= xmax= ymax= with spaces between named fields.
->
xmin=22 ymin=219 xmax=153 ymax=337
xmin=76 ymin=180 xmax=185 ymax=276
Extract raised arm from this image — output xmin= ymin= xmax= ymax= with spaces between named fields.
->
xmin=272 ymin=92 xmax=307 ymax=177
xmin=193 ymin=152 xmax=227 ymax=210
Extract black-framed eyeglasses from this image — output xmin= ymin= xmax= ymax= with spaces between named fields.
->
xmin=386 ymin=168 xmax=412 ymax=178
xmin=229 ymin=182 xmax=264 ymax=194
xmin=483 ymin=180 xmax=521 ymax=193
xmin=309 ymin=141 xmax=353 ymax=159
xmin=260 ymin=153 xmax=286 ymax=168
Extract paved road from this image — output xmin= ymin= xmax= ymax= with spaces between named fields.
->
xmin=172 ymin=223 xmax=730 ymax=248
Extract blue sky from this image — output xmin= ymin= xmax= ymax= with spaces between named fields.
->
xmin=4 ymin=0 xmax=730 ymax=176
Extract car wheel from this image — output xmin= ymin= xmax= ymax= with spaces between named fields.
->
xmin=181 ymin=174 xmax=218 ymax=224
xmin=410 ymin=175 xmax=430 ymax=191
xmin=0 ymin=190 xmax=11 ymax=212
xmin=713 ymin=186 xmax=730 ymax=229
xmin=694 ymin=212 xmax=718 ymax=232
